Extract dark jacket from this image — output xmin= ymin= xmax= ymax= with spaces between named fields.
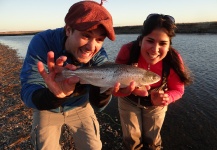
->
xmin=20 ymin=27 xmax=111 ymax=112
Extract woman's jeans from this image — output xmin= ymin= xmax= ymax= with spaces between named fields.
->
xmin=118 ymin=98 xmax=167 ymax=150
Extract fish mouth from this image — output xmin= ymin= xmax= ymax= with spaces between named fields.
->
xmin=153 ymin=75 xmax=161 ymax=83
xmin=148 ymin=77 xmax=161 ymax=85
xmin=145 ymin=71 xmax=161 ymax=84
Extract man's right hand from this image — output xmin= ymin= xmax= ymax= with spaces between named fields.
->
xmin=37 ymin=51 xmax=80 ymax=98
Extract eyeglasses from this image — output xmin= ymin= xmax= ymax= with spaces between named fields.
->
xmin=146 ymin=13 xmax=175 ymax=23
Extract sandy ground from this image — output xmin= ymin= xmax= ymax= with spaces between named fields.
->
xmin=0 ymin=44 xmax=122 ymax=150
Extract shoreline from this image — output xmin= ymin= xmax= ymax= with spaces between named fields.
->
xmin=0 ymin=31 xmax=41 ymax=36
xmin=0 ymin=44 xmax=32 ymax=149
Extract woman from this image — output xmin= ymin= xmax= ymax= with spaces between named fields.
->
xmin=115 ymin=14 xmax=193 ymax=150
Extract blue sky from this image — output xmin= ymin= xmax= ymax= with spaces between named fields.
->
xmin=0 ymin=0 xmax=217 ymax=32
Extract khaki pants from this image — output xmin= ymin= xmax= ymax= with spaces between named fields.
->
xmin=118 ymin=98 xmax=167 ymax=150
xmin=31 ymin=102 xmax=102 ymax=150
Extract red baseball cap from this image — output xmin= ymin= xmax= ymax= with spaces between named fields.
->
xmin=65 ymin=1 xmax=115 ymax=41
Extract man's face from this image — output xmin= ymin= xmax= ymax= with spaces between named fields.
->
xmin=65 ymin=25 xmax=107 ymax=63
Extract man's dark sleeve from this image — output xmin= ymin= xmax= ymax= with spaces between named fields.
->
xmin=32 ymin=88 xmax=69 ymax=110
xmin=89 ymin=85 xmax=112 ymax=109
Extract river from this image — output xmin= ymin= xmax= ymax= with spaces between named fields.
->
xmin=0 ymin=34 xmax=216 ymax=149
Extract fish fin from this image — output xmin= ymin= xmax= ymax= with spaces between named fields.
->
xmin=100 ymin=87 xmax=110 ymax=94
xmin=136 ymin=85 xmax=149 ymax=91
xmin=79 ymin=79 xmax=88 ymax=84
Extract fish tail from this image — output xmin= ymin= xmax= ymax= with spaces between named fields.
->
xmin=55 ymin=70 xmax=75 ymax=82
xmin=62 ymin=70 xmax=76 ymax=78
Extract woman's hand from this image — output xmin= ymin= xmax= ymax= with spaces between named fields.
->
xmin=37 ymin=51 xmax=79 ymax=98
xmin=112 ymin=81 xmax=150 ymax=97
xmin=151 ymin=90 xmax=170 ymax=106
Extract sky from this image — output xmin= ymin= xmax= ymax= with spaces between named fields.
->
xmin=0 ymin=0 xmax=217 ymax=32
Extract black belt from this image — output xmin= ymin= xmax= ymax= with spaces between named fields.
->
xmin=125 ymin=94 xmax=153 ymax=107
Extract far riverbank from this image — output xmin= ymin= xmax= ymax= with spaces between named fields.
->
xmin=115 ymin=21 xmax=217 ymax=34
xmin=0 ymin=21 xmax=217 ymax=36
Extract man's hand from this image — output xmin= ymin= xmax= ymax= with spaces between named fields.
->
xmin=37 ymin=51 xmax=79 ymax=98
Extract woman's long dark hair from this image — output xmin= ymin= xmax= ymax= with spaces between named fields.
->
xmin=128 ymin=14 xmax=193 ymax=85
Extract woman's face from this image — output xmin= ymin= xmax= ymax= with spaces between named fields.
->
xmin=140 ymin=28 xmax=170 ymax=65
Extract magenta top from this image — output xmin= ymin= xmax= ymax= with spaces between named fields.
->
xmin=115 ymin=42 xmax=184 ymax=104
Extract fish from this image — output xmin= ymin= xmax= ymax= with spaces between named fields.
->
xmin=55 ymin=62 xmax=161 ymax=93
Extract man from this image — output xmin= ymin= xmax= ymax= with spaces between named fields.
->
xmin=20 ymin=0 xmax=150 ymax=149
xmin=20 ymin=1 xmax=116 ymax=149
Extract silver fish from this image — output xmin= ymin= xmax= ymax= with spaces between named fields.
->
xmin=56 ymin=62 xmax=161 ymax=93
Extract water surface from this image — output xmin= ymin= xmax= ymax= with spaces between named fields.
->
xmin=0 ymin=34 xmax=216 ymax=149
